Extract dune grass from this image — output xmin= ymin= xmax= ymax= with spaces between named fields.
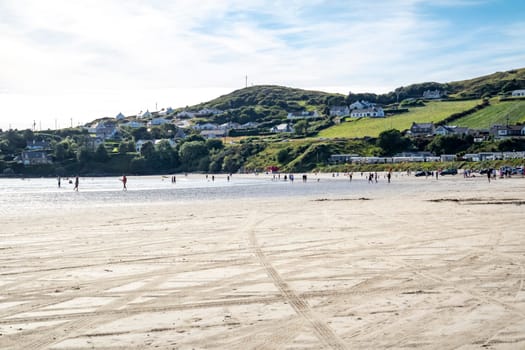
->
xmin=317 ymin=100 xmax=481 ymax=138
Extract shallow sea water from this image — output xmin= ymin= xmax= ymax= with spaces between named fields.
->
xmin=0 ymin=173 xmax=416 ymax=215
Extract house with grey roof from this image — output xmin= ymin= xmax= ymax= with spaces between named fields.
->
xmin=350 ymin=107 xmax=384 ymax=118
xmin=409 ymin=122 xmax=435 ymax=137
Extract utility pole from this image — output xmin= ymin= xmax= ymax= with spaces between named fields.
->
xmin=33 ymin=120 xmax=36 ymax=131
xmin=245 ymin=75 xmax=248 ymax=88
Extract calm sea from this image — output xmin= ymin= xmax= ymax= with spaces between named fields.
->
xmin=0 ymin=173 xmax=407 ymax=215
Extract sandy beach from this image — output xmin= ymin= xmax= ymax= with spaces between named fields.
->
xmin=1 ymin=174 xmax=525 ymax=349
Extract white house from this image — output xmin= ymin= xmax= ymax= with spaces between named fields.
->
xmin=89 ymin=121 xmax=118 ymax=140
xmin=148 ymin=117 xmax=169 ymax=126
xmin=200 ymin=129 xmax=227 ymax=139
xmin=349 ymin=100 xmax=374 ymax=110
xmin=220 ymin=122 xmax=241 ymax=130
xmin=140 ymin=110 xmax=152 ymax=119
xmin=287 ymin=111 xmax=319 ymax=120
xmin=154 ymin=139 xmax=176 ymax=147
xmin=26 ymin=140 xmax=50 ymax=150
xmin=329 ymin=106 xmax=350 ymax=116
xmin=177 ymin=111 xmax=196 ymax=118
xmin=350 ymin=107 xmax=385 ymax=118
xmin=193 ymin=123 xmax=219 ymax=131
xmin=135 ymin=139 xmax=153 ymax=152
xmin=122 ymin=120 xmax=145 ymax=128
xmin=422 ymin=90 xmax=444 ymax=99
xmin=512 ymin=89 xmax=525 ymax=97
xmin=20 ymin=150 xmax=52 ymax=165
xmin=434 ymin=125 xmax=470 ymax=136
xmin=196 ymin=108 xmax=223 ymax=116
xmin=271 ymin=123 xmax=294 ymax=133
xmin=240 ymin=122 xmax=259 ymax=129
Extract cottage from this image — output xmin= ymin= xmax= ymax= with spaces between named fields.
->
xmin=20 ymin=150 xmax=52 ymax=165
xmin=422 ymin=90 xmax=443 ymax=99
xmin=196 ymin=108 xmax=223 ymax=117
xmin=240 ymin=122 xmax=259 ymax=129
xmin=115 ymin=112 xmax=126 ymax=120
xmin=26 ymin=140 xmax=50 ymax=150
xmin=350 ymin=107 xmax=385 ymax=118
xmin=329 ymin=106 xmax=350 ymax=117
xmin=271 ymin=123 xmax=294 ymax=133
xmin=410 ymin=122 xmax=435 ymax=136
xmin=193 ymin=123 xmax=219 ymax=131
xmin=140 ymin=110 xmax=152 ymax=119
xmin=434 ymin=125 xmax=470 ymax=136
xmin=490 ymin=124 xmax=524 ymax=139
xmin=511 ymin=89 xmax=525 ymax=97
xmin=177 ymin=111 xmax=196 ymax=118
xmin=220 ymin=122 xmax=241 ymax=130
xmin=122 ymin=120 xmax=145 ymax=128
xmin=148 ymin=117 xmax=169 ymax=126
xmin=200 ymin=129 xmax=227 ymax=139
xmin=287 ymin=111 xmax=319 ymax=120
xmin=89 ymin=121 xmax=119 ymax=140
xmin=349 ymin=100 xmax=374 ymax=110
xmin=135 ymin=139 xmax=154 ymax=152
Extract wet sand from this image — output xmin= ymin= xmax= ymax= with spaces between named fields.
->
xmin=1 ymin=175 xmax=525 ymax=349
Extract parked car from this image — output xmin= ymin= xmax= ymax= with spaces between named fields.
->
xmin=414 ymin=170 xmax=432 ymax=177
xmin=439 ymin=168 xmax=458 ymax=176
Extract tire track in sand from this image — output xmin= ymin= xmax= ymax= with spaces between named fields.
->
xmin=248 ymin=212 xmax=347 ymax=350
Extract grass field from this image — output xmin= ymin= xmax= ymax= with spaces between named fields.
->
xmin=454 ymin=99 xmax=525 ymax=128
xmin=317 ymin=100 xmax=481 ymax=138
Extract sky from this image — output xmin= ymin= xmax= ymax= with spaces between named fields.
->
xmin=1 ymin=0 xmax=525 ymax=131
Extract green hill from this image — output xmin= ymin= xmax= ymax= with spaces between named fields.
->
xmin=187 ymin=85 xmax=343 ymax=125
xmin=447 ymin=68 xmax=525 ymax=98
xmin=318 ymin=100 xmax=481 ymax=138
xmin=454 ymin=98 xmax=525 ymax=128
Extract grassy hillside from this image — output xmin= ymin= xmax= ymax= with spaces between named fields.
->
xmin=317 ymin=100 xmax=481 ymax=138
xmin=447 ymin=68 xmax=525 ymax=98
xmin=454 ymin=99 xmax=525 ymax=128
xmin=188 ymin=85 xmax=343 ymax=123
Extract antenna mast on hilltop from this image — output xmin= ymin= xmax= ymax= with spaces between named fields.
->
xmin=245 ymin=75 xmax=248 ymax=88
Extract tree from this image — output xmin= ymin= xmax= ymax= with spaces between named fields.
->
xmin=426 ymin=135 xmax=473 ymax=155
xmin=377 ymin=129 xmax=411 ymax=156
xmin=140 ymin=141 xmax=155 ymax=159
xmin=206 ymin=139 xmax=224 ymax=151
xmin=94 ymin=144 xmax=109 ymax=162
xmin=294 ymin=120 xmax=308 ymax=136
xmin=277 ymin=148 xmax=290 ymax=163
xmin=77 ymin=147 xmax=93 ymax=164
xmin=179 ymin=141 xmax=208 ymax=170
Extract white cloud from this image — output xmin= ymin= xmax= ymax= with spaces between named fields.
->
xmin=0 ymin=0 xmax=524 ymax=130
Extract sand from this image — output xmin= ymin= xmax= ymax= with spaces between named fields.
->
xmin=1 ymin=175 xmax=525 ymax=349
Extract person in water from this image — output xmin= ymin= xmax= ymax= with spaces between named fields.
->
xmin=121 ymin=175 xmax=127 ymax=191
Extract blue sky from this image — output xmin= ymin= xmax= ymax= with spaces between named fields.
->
xmin=1 ymin=0 xmax=524 ymax=130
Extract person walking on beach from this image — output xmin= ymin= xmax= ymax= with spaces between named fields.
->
xmin=487 ymin=168 xmax=492 ymax=183
xmin=57 ymin=176 xmax=61 ymax=188
xmin=387 ymin=171 xmax=391 ymax=183
xmin=74 ymin=176 xmax=79 ymax=191
xmin=121 ymin=175 xmax=127 ymax=191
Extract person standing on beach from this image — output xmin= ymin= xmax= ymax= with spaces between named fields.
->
xmin=74 ymin=176 xmax=79 ymax=191
xmin=57 ymin=176 xmax=61 ymax=188
xmin=121 ymin=175 xmax=127 ymax=191
xmin=487 ymin=168 xmax=491 ymax=183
